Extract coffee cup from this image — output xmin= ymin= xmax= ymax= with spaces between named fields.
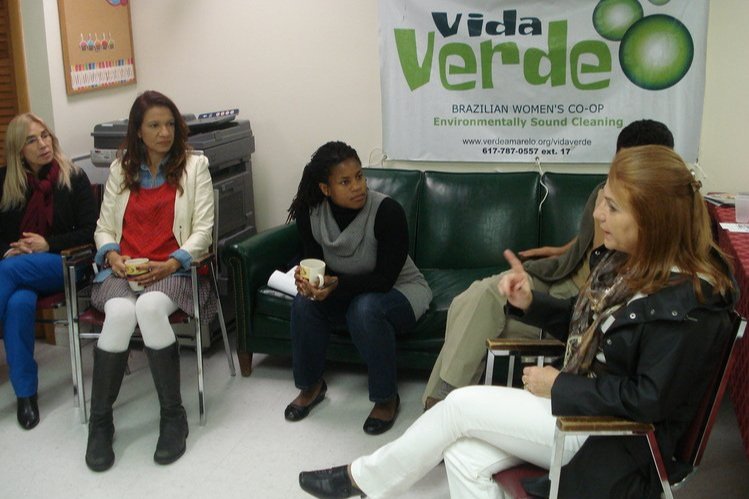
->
xmin=124 ymin=258 xmax=149 ymax=292
xmin=299 ymin=258 xmax=325 ymax=288
xmin=736 ymin=192 xmax=749 ymax=223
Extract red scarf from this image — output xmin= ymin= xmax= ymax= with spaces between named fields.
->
xmin=19 ymin=160 xmax=60 ymax=236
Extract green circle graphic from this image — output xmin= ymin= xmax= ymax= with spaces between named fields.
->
xmin=648 ymin=0 xmax=670 ymax=5
xmin=593 ymin=0 xmax=644 ymax=41
xmin=619 ymin=14 xmax=694 ymax=90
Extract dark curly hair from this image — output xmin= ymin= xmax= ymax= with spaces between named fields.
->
xmin=118 ymin=90 xmax=190 ymax=194
xmin=286 ymin=141 xmax=360 ymax=222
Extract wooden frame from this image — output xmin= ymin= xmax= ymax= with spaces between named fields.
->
xmin=8 ymin=0 xmax=29 ymax=112
xmin=57 ymin=0 xmax=136 ymax=95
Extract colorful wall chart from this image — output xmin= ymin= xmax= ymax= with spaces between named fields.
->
xmin=58 ymin=0 xmax=136 ymax=94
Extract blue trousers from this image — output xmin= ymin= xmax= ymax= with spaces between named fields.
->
xmin=290 ymin=289 xmax=416 ymax=402
xmin=0 ymin=253 xmax=64 ymax=397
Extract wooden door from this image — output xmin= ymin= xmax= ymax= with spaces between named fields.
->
xmin=0 ymin=0 xmax=28 ymax=164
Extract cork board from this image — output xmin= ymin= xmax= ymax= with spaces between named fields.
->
xmin=57 ymin=0 xmax=136 ymax=95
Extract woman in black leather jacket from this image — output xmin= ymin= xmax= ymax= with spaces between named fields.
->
xmin=297 ymin=145 xmax=737 ymax=499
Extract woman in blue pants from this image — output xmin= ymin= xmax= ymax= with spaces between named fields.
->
xmin=0 ymin=113 xmax=96 ymax=429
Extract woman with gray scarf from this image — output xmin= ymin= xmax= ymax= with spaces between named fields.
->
xmin=284 ymin=141 xmax=431 ymax=436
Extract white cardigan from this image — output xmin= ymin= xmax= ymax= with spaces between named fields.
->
xmin=94 ymin=153 xmax=214 ymax=260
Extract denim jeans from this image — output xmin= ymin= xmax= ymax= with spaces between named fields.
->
xmin=290 ymin=289 xmax=416 ymax=402
xmin=0 ymin=253 xmax=64 ymax=397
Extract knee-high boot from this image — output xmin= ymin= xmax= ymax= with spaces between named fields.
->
xmin=145 ymin=342 xmax=189 ymax=465
xmin=85 ymin=347 xmax=129 ymax=472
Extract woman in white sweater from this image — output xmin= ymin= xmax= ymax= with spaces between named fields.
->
xmin=85 ymin=91 xmax=214 ymax=472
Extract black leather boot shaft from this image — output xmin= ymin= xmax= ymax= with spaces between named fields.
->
xmin=145 ymin=342 xmax=189 ymax=465
xmin=85 ymin=347 xmax=129 ymax=472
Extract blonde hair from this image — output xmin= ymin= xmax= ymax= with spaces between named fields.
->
xmin=1 ymin=113 xmax=77 ymax=211
xmin=608 ymin=145 xmax=733 ymax=298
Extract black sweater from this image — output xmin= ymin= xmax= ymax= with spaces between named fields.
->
xmin=0 ymin=164 xmax=97 ymax=256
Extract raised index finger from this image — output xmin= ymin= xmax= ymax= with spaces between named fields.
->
xmin=503 ymin=249 xmax=524 ymax=273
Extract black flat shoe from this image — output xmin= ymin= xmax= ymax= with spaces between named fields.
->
xmin=299 ymin=465 xmax=364 ymax=498
xmin=285 ymin=380 xmax=327 ymax=422
xmin=17 ymin=394 xmax=40 ymax=430
xmin=363 ymin=394 xmax=400 ymax=435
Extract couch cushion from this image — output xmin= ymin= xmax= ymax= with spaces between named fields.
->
xmin=405 ymin=266 xmax=504 ymax=344
xmin=415 ymin=171 xmax=540 ymax=269
xmin=255 ymin=286 xmax=294 ymax=321
xmin=363 ymin=167 xmax=422 ymax=255
xmin=540 ymin=172 xmax=607 ymax=247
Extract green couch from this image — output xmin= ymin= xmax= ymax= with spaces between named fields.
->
xmin=223 ymin=168 xmax=606 ymax=376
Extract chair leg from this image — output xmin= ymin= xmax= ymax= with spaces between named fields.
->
xmin=210 ymin=263 xmax=235 ymax=376
xmin=506 ymin=355 xmax=516 ymax=388
xmin=195 ymin=317 xmax=206 ymax=426
xmin=548 ymin=426 xmax=566 ymax=499
xmin=74 ymin=328 xmax=87 ymax=423
xmin=237 ymin=351 xmax=253 ymax=377
xmin=646 ymin=430 xmax=674 ymax=499
xmin=67 ymin=267 xmax=88 ymax=424
xmin=62 ymin=259 xmax=83 ymax=415
xmin=484 ymin=349 xmax=495 ymax=385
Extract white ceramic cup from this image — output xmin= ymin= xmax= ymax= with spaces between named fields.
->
xmin=736 ymin=192 xmax=749 ymax=223
xmin=124 ymin=257 xmax=149 ymax=292
xmin=299 ymin=258 xmax=325 ymax=288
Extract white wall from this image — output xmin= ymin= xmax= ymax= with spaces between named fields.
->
xmin=22 ymin=0 xmax=749 ymax=231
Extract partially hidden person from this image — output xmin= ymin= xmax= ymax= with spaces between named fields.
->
xmin=0 ymin=112 xmax=96 ymax=430
xmin=84 ymin=90 xmax=216 ymax=471
xmin=298 ymin=145 xmax=737 ymax=499
xmin=284 ymin=141 xmax=432 ymax=435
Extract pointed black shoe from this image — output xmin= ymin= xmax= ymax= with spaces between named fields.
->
xmin=363 ymin=394 xmax=399 ymax=435
xmin=17 ymin=394 xmax=40 ymax=430
xmin=285 ymin=380 xmax=327 ymax=421
xmin=299 ymin=465 xmax=365 ymax=498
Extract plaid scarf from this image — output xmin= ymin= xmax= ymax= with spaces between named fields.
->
xmin=562 ymin=250 xmax=634 ymax=375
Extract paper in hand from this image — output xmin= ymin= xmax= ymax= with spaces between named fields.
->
xmin=267 ymin=268 xmax=298 ymax=296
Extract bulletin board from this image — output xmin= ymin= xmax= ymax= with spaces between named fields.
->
xmin=57 ymin=0 xmax=136 ymax=95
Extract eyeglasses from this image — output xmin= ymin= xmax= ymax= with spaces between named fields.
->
xmin=24 ymin=131 xmax=52 ymax=147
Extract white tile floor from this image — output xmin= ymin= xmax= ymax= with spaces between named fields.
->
xmin=0 ymin=339 xmax=448 ymax=499
xmin=1 ymin=337 xmax=748 ymax=498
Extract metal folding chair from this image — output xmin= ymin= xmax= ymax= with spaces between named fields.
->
xmin=64 ymin=189 xmax=236 ymax=425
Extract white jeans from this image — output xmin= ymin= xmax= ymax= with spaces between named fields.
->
xmin=97 ymin=292 xmax=179 ymax=352
xmin=351 ymin=385 xmax=587 ymax=498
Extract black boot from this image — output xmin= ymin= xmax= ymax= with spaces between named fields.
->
xmin=145 ymin=342 xmax=189 ymax=465
xmin=17 ymin=394 xmax=40 ymax=429
xmin=85 ymin=347 xmax=129 ymax=472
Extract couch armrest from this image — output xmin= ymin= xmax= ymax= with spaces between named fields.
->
xmin=222 ymin=223 xmax=300 ymax=356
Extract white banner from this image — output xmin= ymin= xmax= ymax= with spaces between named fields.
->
xmin=379 ymin=0 xmax=708 ymax=163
